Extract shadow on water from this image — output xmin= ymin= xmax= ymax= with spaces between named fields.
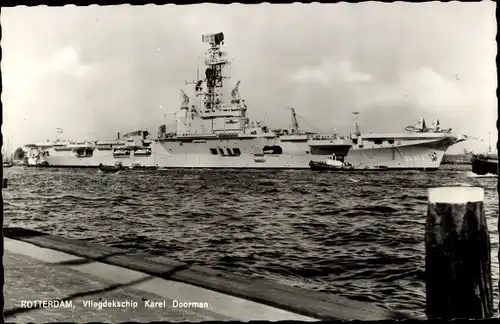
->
xmin=3 ymin=166 xmax=498 ymax=317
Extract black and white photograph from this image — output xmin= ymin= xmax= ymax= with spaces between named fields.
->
xmin=1 ymin=1 xmax=498 ymax=321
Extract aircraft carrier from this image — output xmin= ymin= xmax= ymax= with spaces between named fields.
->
xmin=24 ymin=32 xmax=465 ymax=170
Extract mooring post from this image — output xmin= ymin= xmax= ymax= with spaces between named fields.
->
xmin=425 ymin=187 xmax=493 ymax=319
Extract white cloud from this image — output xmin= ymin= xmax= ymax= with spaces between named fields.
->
xmin=337 ymin=61 xmax=372 ymax=83
xmin=290 ymin=58 xmax=372 ymax=87
xmin=358 ymin=67 xmax=479 ymax=114
xmin=291 ymin=64 xmax=330 ymax=86
xmin=403 ymin=67 xmax=460 ymax=110
xmin=47 ymin=47 xmax=92 ymax=78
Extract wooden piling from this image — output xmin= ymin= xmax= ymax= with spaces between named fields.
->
xmin=425 ymin=187 xmax=493 ymax=319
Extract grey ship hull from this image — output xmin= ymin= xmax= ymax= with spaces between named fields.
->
xmin=37 ymin=136 xmax=352 ymax=169
xmin=344 ymin=134 xmax=459 ymax=170
xmin=37 ymin=135 xmax=455 ymax=170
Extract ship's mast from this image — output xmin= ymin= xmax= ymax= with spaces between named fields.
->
xmin=201 ymin=33 xmax=229 ymax=112
xmin=353 ymin=112 xmax=361 ymax=136
xmin=488 ymin=132 xmax=491 ymax=154
xmin=185 ymin=33 xmax=229 ymax=113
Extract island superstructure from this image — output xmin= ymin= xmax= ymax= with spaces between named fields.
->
xmin=23 ymin=32 xmax=465 ymax=170
xmin=153 ymin=32 xmax=353 ymax=168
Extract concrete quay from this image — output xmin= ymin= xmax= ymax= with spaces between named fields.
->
xmin=3 ymin=227 xmax=414 ymax=322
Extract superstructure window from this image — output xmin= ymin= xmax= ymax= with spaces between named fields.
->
xmin=374 ymin=139 xmax=383 ymax=145
xmin=218 ymin=148 xmax=225 ymax=155
xmin=388 ymin=140 xmax=395 ymax=144
xmin=210 ymin=148 xmax=218 ymax=155
xmin=233 ymin=148 xmax=241 ymax=156
xmin=227 ymin=148 xmax=233 ymax=156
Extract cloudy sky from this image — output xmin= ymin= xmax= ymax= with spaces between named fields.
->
xmin=2 ymin=2 xmax=497 ymax=153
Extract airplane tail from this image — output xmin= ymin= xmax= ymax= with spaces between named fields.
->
xmin=431 ymin=119 xmax=441 ymax=131
xmin=415 ymin=117 xmax=426 ymax=131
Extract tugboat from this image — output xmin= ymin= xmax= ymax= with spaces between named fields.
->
xmin=98 ymin=162 xmax=124 ymax=174
xmin=309 ymin=154 xmax=353 ymax=171
xmin=471 ymin=133 xmax=498 ymax=175
xmin=310 ymin=154 xmax=390 ymax=172
xmin=471 ymin=153 xmax=498 ymax=175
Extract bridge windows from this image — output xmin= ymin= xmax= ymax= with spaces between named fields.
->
xmin=388 ymin=139 xmax=395 ymax=145
xmin=226 ymin=148 xmax=233 ymax=155
xmin=210 ymin=148 xmax=218 ymax=155
xmin=373 ymin=139 xmax=383 ymax=145
xmin=233 ymin=148 xmax=241 ymax=156
xmin=218 ymin=148 xmax=225 ymax=155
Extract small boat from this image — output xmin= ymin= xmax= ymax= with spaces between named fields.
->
xmin=129 ymin=163 xmax=159 ymax=170
xmin=471 ymin=153 xmax=498 ymax=175
xmin=98 ymin=163 xmax=123 ymax=173
xmin=309 ymin=154 xmax=354 ymax=171
xmin=38 ymin=161 xmax=50 ymax=167
xmin=310 ymin=155 xmax=391 ymax=172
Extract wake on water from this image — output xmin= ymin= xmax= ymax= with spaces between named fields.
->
xmin=465 ymin=171 xmax=497 ymax=178
xmin=97 ymin=170 xmax=121 ymax=175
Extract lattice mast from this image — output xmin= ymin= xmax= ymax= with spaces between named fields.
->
xmin=200 ymin=32 xmax=229 ymax=112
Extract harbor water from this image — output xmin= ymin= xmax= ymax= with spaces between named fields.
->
xmin=3 ymin=165 xmax=498 ymax=317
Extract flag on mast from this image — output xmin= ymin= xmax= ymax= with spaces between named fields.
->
xmin=56 ymin=128 xmax=63 ymax=133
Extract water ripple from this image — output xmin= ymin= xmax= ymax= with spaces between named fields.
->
xmin=2 ymin=165 xmax=498 ymax=317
